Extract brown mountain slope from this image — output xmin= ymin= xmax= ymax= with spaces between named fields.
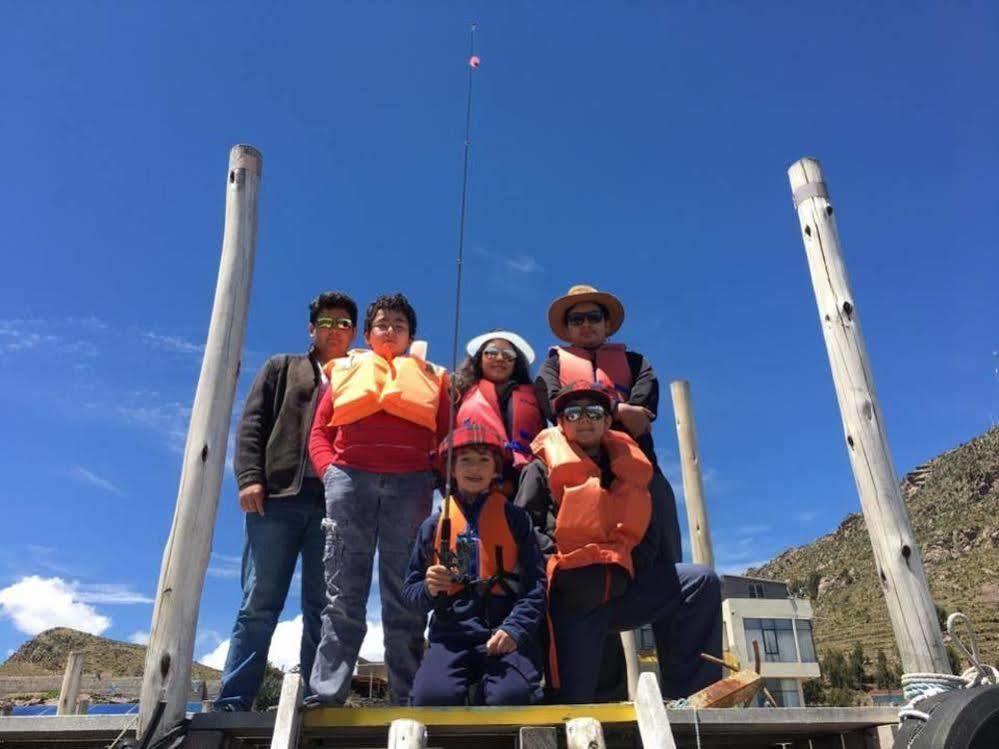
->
xmin=749 ymin=426 xmax=999 ymax=667
xmin=0 ymin=627 xmax=220 ymax=681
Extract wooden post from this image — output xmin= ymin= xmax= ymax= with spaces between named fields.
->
xmin=619 ymin=630 xmax=640 ymax=701
xmin=519 ymin=726 xmax=557 ymax=749
xmin=56 ymin=652 xmax=85 ymax=716
xmin=138 ymin=145 xmax=263 ymax=740
xmin=565 ymin=717 xmax=606 ymax=749
xmin=787 ymin=157 xmax=948 ymax=674
xmin=635 ymin=672 xmax=677 ymax=749
xmin=669 ymin=380 xmax=715 ymax=567
xmin=388 ymin=719 xmax=427 ymax=748
xmin=270 ymin=671 xmax=304 ymax=749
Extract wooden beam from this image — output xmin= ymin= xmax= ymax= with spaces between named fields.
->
xmin=388 ymin=718 xmax=428 ymax=748
xmin=138 ymin=144 xmax=264 ymax=741
xmin=619 ymin=629 xmax=641 ymax=700
xmin=565 ymin=717 xmax=606 ymax=749
xmin=56 ymin=652 xmax=84 ymax=716
xmin=787 ymin=157 xmax=949 ymax=674
xmin=669 ymin=380 xmax=714 ymax=567
xmin=634 ymin=672 xmax=677 ymax=749
xmin=270 ymin=671 xmax=304 ymax=749
xmin=518 ymin=726 xmax=557 ymax=749
xmin=303 ymin=703 xmax=638 ymax=729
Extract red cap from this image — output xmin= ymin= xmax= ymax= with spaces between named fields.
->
xmin=552 ymin=380 xmax=617 ymax=415
xmin=438 ymin=423 xmax=508 ymax=460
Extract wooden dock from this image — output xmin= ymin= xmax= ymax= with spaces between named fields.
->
xmin=0 ymin=705 xmax=899 ymax=748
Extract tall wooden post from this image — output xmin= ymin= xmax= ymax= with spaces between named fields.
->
xmin=787 ymin=157 xmax=948 ymax=674
xmin=669 ymin=380 xmax=714 ymax=567
xmin=619 ymin=630 xmax=640 ymax=701
xmin=138 ymin=145 xmax=263 ymax=738
xmin=56 ymin=652 xmax=84 ymax=716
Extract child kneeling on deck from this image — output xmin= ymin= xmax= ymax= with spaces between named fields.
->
xmin=514 ymin=381 xmax=722 ymax=704
xmin=403 ymin=424 xmax=546 ymax=706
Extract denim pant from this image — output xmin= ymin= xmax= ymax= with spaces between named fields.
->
xmin=550 ymin=562 xmax=722 ymax=703
xmin=215 ymin=479 xmax=326 ymax=710
xmin=309 ymin=465 xmax=433 ymax=705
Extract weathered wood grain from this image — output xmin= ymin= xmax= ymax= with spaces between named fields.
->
xmin=787 ymin=157 xmax=949 ymax=674
xmin=670 ymin=379 xmax=714 ymax=567
xmin=138 ymin=145 xmax=263 ymax=740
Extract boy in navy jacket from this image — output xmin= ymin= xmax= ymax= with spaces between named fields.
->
xmin=403 ymin=424 xmax=546 ymax=705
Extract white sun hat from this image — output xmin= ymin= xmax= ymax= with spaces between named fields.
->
xmin=465 ymin=330 xmax=536 ymax=365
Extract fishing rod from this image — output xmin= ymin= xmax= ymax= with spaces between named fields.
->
xmin=439 ymin=23 xmax=479 ymax=573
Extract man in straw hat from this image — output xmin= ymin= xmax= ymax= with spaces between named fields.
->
xmin=537 ymin=284 xmax=682 ymax=564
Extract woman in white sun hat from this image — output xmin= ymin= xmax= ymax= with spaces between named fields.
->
xmin=452 ymin=330 xmax=543 ymax=494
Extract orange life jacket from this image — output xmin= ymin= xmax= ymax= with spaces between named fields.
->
xmin=324 ymin=349 xmax=446 ymax=432
xmin=456 ymin=382 xmax=543 ymax=468
xmin=555 ymin=344 xmax=633 ymax=399
xmin=530 ymin=426 xmax=651 ymax=580
xmin=433 ymin=491 xmax=520 ymax=597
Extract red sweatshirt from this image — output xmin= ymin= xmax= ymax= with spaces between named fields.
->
xmin=309 ymin=381 xmax=451 ymax=475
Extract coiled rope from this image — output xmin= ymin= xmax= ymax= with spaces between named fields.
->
xmin=899 ymin=612 xmax=998 ymax=723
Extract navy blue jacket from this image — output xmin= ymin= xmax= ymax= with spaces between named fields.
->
xmin=403 ymin=493 xmax=547 ymax=658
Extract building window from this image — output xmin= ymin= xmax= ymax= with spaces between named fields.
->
xmin=754 ymin=679 xmax=802 ymax=707
xmin=744 ymin=618 xmax=797 ymax=663
xmin=748 ymin=583 xmax=765 ymax=599
xmin=795 ymin=619 xmax=817 ymax=663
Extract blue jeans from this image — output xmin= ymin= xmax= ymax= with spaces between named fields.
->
xmin=215 ymin=479 xmax=326 ymax=710
xmin=309 ymin=465 xmax=433 ymax=705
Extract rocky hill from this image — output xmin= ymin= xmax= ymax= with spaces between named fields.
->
xmin=749 ymin=427 xmax=999 ymax=668
xmin=0 ymin=627 xmax=221 ymax=681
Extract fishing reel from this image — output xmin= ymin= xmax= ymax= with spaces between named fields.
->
xmin=440 ymin=528 xmax=479 ymax=586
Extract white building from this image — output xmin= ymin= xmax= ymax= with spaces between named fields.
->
xmin=721 ymin=574 xmax=820 ymax=707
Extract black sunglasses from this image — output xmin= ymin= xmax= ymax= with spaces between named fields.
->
xmin=560 ymin=404 xmax=608 ymax=422
xmin=567 ymin=310 xmax=605 ymax=326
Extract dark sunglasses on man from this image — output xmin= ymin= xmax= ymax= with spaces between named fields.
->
xmin=482 ymin=346 xmax=517 ymax=362
xmin=566 ymin=310 xmax=605 ymax=327
xmin=315 ymin=317 xmax=354 ymax=330
xmin=560 ymin=404 xmax=608 ymax=422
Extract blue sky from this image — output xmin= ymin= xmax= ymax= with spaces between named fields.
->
xmin=1 ymin=3 xmax=996 ymax=668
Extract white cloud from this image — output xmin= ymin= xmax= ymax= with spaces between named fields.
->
xmin=115 ymin=399 xmax=191 ymax=452
xmin=68 ymin=466 xmax=125 ymax=497
xmin=74 ymin=583 xmax=153 ymax=605
xmin=129 ymin=631 xmax=150 ymax=645
xmin=503 ymin=255 xmax=543 ymax=274
xmin=141 ymin=332 xmax=204 ymax=356
xmin=267 ymin=616 xmax=304 ymax=671
xmin=0 ymin=319 xmax=59 ymax=353
xmin=0 ymin=318 xmax=101 ymax=357
xmin=796 ymin=511 xmax=817 ymax=524
xmin=199 ymin=639 xmax=230 ymax=671
xmin=208 ymin=553 xmax=242 ymax=580
xmin=359 ymin=621 xmax=385 ymax=662
xmin=196 ymin=616 xmax=386 ymax=673
xmin=0 ymin=576 xmax=111 ymax=636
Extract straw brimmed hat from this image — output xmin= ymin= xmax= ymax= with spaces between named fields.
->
xmin=547 ymin=284 xmax=625 ymax=342
xmin=465 ymin=330 xmax=535 ymax=365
